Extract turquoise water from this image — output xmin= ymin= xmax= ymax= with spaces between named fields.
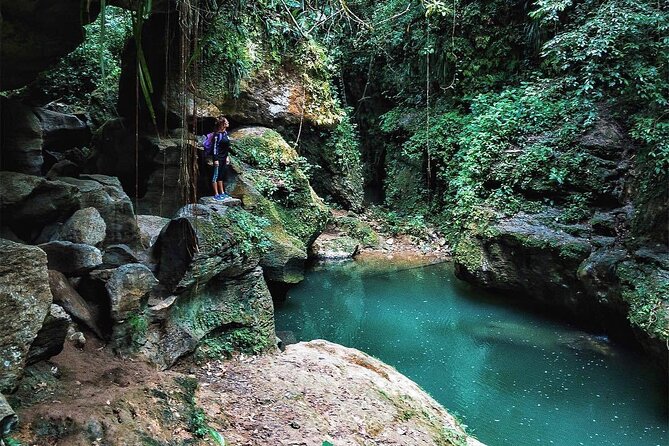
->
xmin=274 ymin=260 xmax=668 ymax=446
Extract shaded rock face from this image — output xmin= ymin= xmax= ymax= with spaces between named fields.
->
xmin=453 ymin=117 xmax=669 ymax=361
xmin=94 ymin=119 xmax=191 ymax=218
xmin=106 ymin=264 xmax=158 ymax=323
xmin=0 ymin=1 xmax=98 ymax=90
xmin=0 ymin=99 xmax=44 ymax=175
xmin=48 ymin=270 xmax=103 ymax=338
xmin=0 ymin=240 xmax=53 ymax=393
xmin=26 ymin=305 xmax=71 ymax=366
xmin=38 ymin=241 xmax=103 ymax=276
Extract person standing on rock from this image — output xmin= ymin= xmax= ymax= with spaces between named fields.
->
xmin=205 ymin=116 xmax=232 ymax=201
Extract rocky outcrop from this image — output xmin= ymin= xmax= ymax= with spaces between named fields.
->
xmin=147 ymin=266 xmax=275 ymax=368
xmin=0 ymin=240 xmax=52 ymax=393
xmin=453 ymin=117 xmax=669 ymax=361
xmin=0 ymin=172 xmax=139 ymax=246
xmin=8 ymin=339 xmax=482 ymax=446
xmin=211 ymin=68 xmax=340 ymax=129
xmin=228 ymin=127 xmax=330 ymax=284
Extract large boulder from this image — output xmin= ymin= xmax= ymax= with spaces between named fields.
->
xmin=136 ymin=215 xmax=170 ymax=249
xmin=155 ymin=204 xmax=260 ymax=293
xmin=146 ymin=266 xmax=276 ymax=368
xmin=227 ymin=127 xmax=330 ymax=284
xmin=0 ymin=172 xmax=140 ymax=246
xmin=59 ymin=207 xmax=107 ymax=246
xmin=59 ymin=175 xmax=141 ymax=246
xmin=39 ymin=241 xmax=103 ymax=276
xmin=0 ymin=172 xmax=81 ymax=241
xmin=106 ymin=264 xmax=158 ymax=323
xmin=33 ymin=107 xmax=91 ymax=152
xmin=0 ymin=240 xmax=52 ymax=393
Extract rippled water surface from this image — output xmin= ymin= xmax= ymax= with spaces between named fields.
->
xmin=274 ymin=259 xmax=668 ymax=446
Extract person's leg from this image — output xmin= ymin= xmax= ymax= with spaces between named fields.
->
xmin=211 ymin=165 xmax=220 ymax=196
xmin=217 ymin=181 xmax=225 ymax=196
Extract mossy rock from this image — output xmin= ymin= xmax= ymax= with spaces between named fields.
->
xmin=228 ymin=127 xmax=330 ymax=283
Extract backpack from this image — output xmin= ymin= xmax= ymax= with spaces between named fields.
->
xmin=202 ymin=133 xmax=215 ymax=156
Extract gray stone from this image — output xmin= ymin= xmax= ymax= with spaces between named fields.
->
xmin=147 ymin=267 xmax=275 ymax=369
xmin=59 ymin=175 xmax=141 ymax=246
xmin=137 ymin=215 xmax=170 ymax=249
xmin=26 ymin=304 xmax=71 ymax=365
xmin=0 ymin=172 xmax=81 ymax=240
xmin=0 ymin=394 xmax=18 ymax=436
xmin=48 ymin=270 xmax=104 ymax=338
xmin=103 ymin=244 xmax=141 ymax=267
xmin=59 ymin=207 xmax=107 ymax=246
xmin=46 ymin=159 xmax=80 ymax=180
xmin=106 ymin=264 xmax=158 ymax=322
xmin=39 ymin=241 xmax=103 ymax=276
xmin=310 ymin=234 xmax=360 ymax=260
xmin=0 ymin=240 xmax=52 ymax=393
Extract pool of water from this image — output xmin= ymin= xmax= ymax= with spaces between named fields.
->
xmin=274 ymin=259 xmax=668 ymax=446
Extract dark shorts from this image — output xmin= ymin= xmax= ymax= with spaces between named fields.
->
xmin=210 ymin=154 xmax=228 ymax=182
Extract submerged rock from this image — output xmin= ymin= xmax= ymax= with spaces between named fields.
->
xmin=0 ymin=240 xmax=52 ymax=393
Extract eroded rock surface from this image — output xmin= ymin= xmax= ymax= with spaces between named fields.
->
xmin=9 ymin=340 xmax=482 ymax=446
xmin=0 ymin=240 xmax=52 ymax=392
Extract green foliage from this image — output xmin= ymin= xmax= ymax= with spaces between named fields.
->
xmin=197 ymin=327 xmax=273 ymax=361
xmin=126 ymin=312 xmax=149 ymax=347
xmin=618 ymin=264 xmax=669 ymax=340
xmin=18 ymin=6 xmax=130 ymax=116
xmin=210 ymin=208 xmax=271 ymax=257
xmin=1 ymin=438 xmax=22 ymax=446
xmin=321 ymin=108 xmax=362 ymax=172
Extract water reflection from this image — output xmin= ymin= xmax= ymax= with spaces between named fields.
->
xmin=275 ymin=260 xmax=668 ymax=446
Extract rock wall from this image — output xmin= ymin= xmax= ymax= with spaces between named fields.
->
xmin=453 ymin=118 xmax=669 ymax=362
